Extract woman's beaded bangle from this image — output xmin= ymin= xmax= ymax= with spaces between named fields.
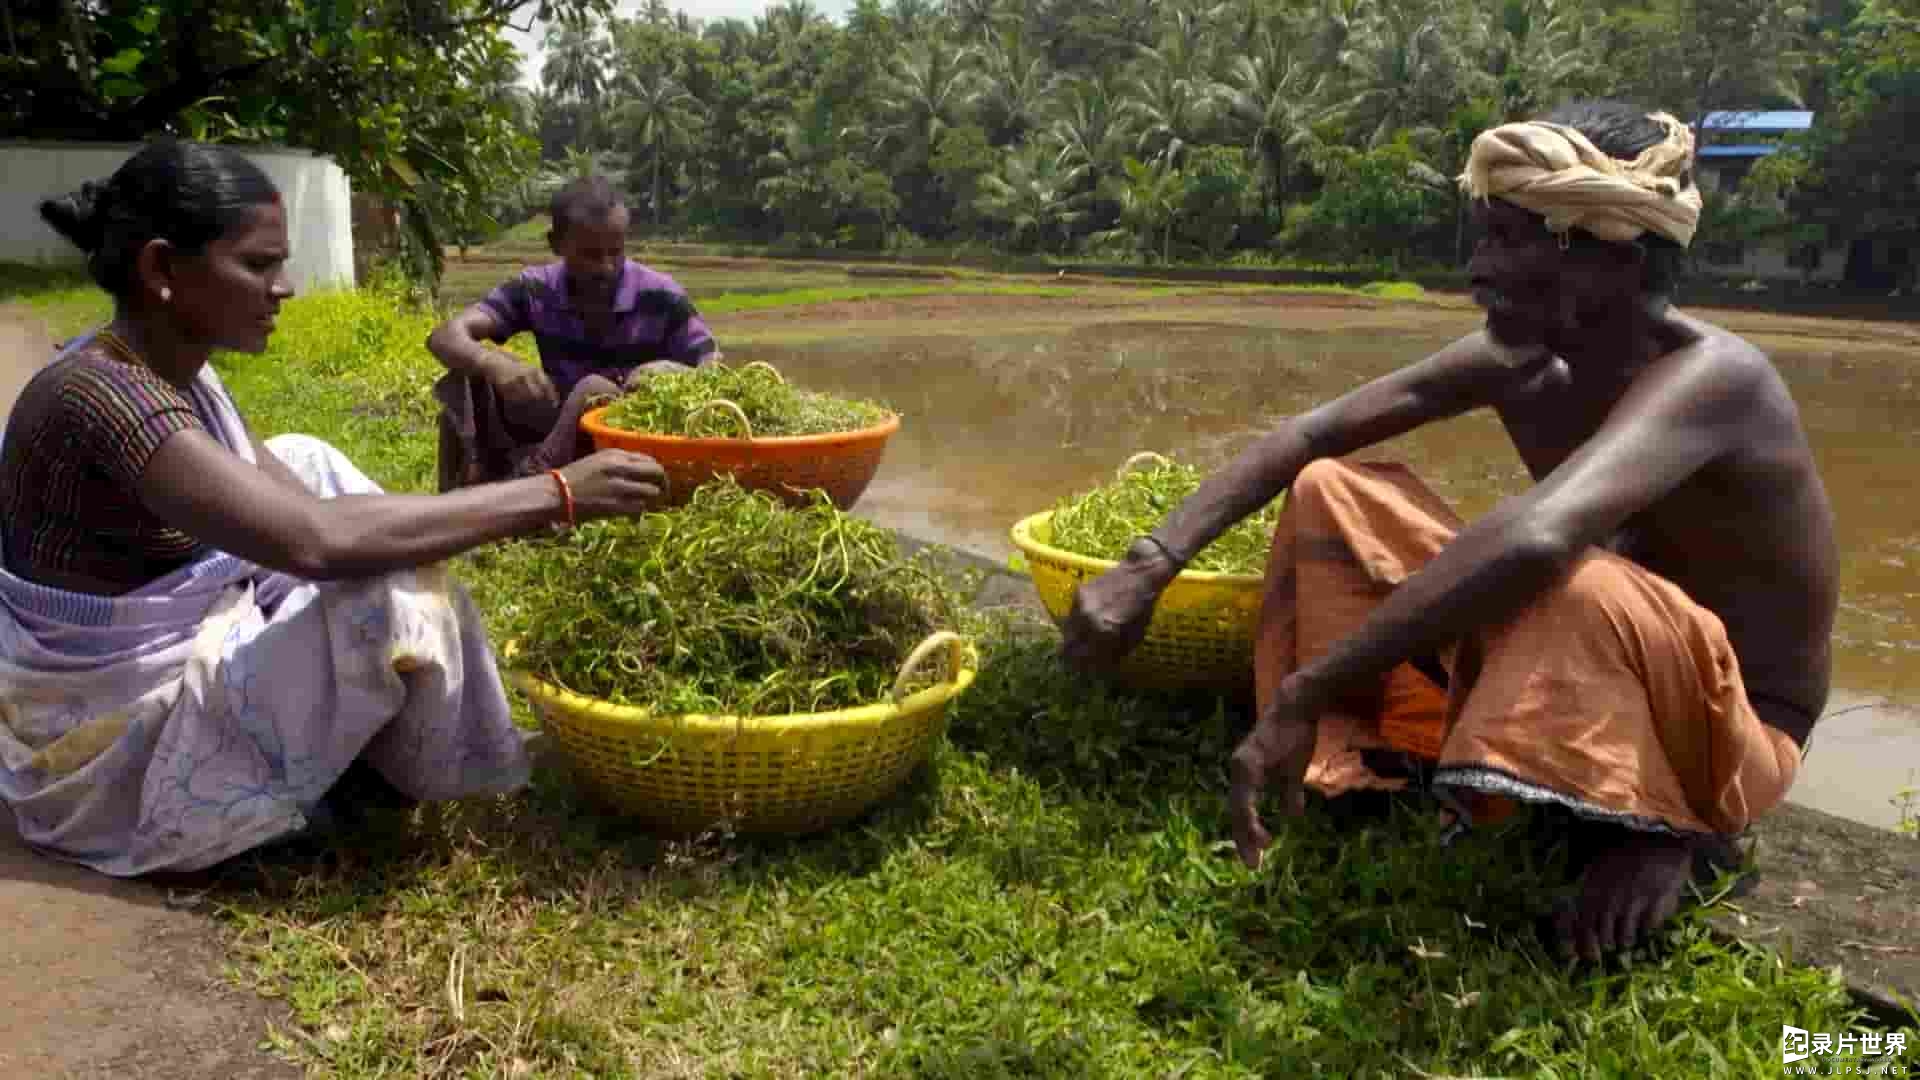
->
xmin=547 ymin=468 xmax=576 ymax=531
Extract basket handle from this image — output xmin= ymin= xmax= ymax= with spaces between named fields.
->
xmin=685 ymin=399 xmax=753 ymax=439
xmin=739 ymin=361 xmax=786 ymax=383
xmin=891 ymin=630 xmax=968 ymax=701
xmin=1116 ymin=450 xmax=1172 ymax=479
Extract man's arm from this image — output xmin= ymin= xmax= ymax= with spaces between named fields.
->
xmin=427 ymin=304 xmax=518 ymax=380
xmin=1062 ymin=331 xmax=1541 ymax=670
xmin=1289 ymin=339 xmax=1767 ymax=708
xmin=1144 ymin=331 xmax=1539 ymax=572
xmin=427 ymin=283 xmax=557 ymax=409
xmin=659 ymin=279 xmax=720 ymax=367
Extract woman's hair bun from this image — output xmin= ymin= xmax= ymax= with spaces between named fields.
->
xmin=38 ymin=179 xmax=112 ymax=253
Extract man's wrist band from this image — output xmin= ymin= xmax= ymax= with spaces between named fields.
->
xmin=1139 ymin=534 xmax=1182 ymax=566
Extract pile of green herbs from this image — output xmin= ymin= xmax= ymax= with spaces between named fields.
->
xmin=598 ymin=361 xmax=893 ymax=438
xmin=1048 ymin=457 xmax=1282 ymax=575
xmin=486 ymin=478 xmax=961 ymax=715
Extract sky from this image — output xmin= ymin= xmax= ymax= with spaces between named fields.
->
xmin=504 ymin=0 xmax=855 ymax=87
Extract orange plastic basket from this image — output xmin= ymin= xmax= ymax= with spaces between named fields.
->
xmin=580 ymin=376 xmax=899 ymax=511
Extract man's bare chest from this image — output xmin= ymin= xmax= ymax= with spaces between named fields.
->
xmin=1493 ymin=357 xmax=1636 ymax=480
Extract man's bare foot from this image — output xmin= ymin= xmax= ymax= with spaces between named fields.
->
xmin=1551 ymin=827 xmax=1736 ymax=962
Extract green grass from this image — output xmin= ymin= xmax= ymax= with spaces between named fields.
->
xmin=0 ymin=261 xmax=112 ymax=340
xmin=700 ymin=283 xmax=1077 ymax=314
xmin=3 ymin=272 xmax=1911 ymax=1076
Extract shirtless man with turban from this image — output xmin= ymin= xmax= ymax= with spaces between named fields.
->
xmin=1060 ymin=100 xmax=1838 ymax=960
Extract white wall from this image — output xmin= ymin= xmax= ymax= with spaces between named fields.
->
xmin=1699 ymin=244 xmax=1849 ymax=284
xmin=0 ymin=141 xmax=355 ymax=292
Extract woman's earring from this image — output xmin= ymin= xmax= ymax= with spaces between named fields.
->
xmin=159 ymin=287 xmax=172 ymax=302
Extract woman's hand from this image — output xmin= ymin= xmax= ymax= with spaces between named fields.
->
xmin=560 ymin=450 xmax=670 ymax=520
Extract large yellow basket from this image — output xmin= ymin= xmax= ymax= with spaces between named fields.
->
xmin=1010 ymin=511 xmax=1266 ymax=693
xmin=515 ymin=632 xmax=977 ymax=836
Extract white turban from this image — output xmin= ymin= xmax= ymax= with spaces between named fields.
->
xmin=1458 ymin=112 xmax=1703 ymax=249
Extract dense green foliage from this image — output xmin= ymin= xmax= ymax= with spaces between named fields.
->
xmin=519 ymin=0 xmax=1911 ymax=279
xmin=9 ymin=0 xmax=1912 ymax=284
xmin=0 ymin=0 xmax=608 ymax=281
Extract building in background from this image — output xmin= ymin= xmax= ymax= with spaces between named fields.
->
xmin=1692 ymin=110 xmax=1849 ymax=285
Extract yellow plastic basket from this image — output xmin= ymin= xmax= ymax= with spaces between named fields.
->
xmin=1009 ymin=499 xmax=1269 ymax=694
xmin=515 ymin=632 xmax=977 ymax=835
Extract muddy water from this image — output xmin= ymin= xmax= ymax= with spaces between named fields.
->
xmin=754 ymin=322 xmax=1920 ymax=828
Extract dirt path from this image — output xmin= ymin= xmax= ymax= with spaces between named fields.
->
xmin=0 ymin=308 xmax=298 ymax=1077
xmin=0 ymin=814 xmax=298 ymax=1077
xmin=0 ymin=304 xmax=52 ymax=421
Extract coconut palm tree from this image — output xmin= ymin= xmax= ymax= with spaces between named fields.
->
xmin=1332 ymin=1 xmax=1481 ymax=147
xmin=872 ymin=40 xmax=982 ymax=163
xmin=1308 ymin=0 xmax=1374 ymax=73
xmin=618 ymin=68 xmax=703 ymax=227
xmin=945 ymin=0 xmax=1002 ymax=43
xmin=1121 ymin=4 xmax=1225 ymax=167
xmin=542 ymin=16 xmax=610 ymax=106
xmin=542 ymin=15 xmax=611 ymax=150
xmin=1124 ymin=48 xmax=1214 ymax=168
xmin=975 ymin=25 xmax=1052 ymax=145
xmin=758 ymin=97 xmax=899 ymax=241
xmin=890 ymin=0 xmax=939 ymax=37
xmin=1487 ymin=0 xmax=1599 ymax=120
xmin=1103 ymin=154 xmax=1187 ymax=262
xmin=974 ymin=141 xmax=1090 ymax=252
xmin=1218 ymin=28 xmax=1325 ymax=215
xmin=1044 ymin=72 xmax=1134 ymax=188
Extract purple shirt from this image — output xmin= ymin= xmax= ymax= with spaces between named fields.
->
xmin=478 ymin=260 xmax=719 ymax=395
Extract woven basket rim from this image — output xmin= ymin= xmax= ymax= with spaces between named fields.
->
xmin=581 ymin=406 xmax=901 ymax=450
xmin=1009 ymin=510 xmax=1267 ymax=587
xmin=513 ymin=658 xmax=977 ymax=737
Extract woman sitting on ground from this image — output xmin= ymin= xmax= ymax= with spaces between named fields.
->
xmin=0 ymin=139 xmax=668 ymax=878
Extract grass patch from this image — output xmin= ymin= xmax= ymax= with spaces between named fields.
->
xmin=1 ymin=276 xmax=1910 ymax=1074
xmin=1360 ymin=281 xmax=1428 ymax=301
xmin=208 ymin=623 xmax=1907 ymax=1076
xmin=700 ymin=283 xmax=1077 ymax=314
xmin=0 ymin=260 xmax=111 ymax=340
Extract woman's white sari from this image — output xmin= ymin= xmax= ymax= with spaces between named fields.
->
xmin=0 ymin=344 xmax=530 ymax=876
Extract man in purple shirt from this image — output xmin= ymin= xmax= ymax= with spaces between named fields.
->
xmin=428 ymin=176 xmax=721 ymax=489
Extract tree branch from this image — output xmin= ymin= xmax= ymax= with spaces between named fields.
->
xmin=122 ymin=56 xmax=278 ymax=133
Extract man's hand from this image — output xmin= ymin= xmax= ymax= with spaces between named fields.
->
xmin=560 ymin=450 xmax=670 ymax=520
xmin=1060 ymin=539 xmax=1178 ymax=672
xmin=483 ymin=351 xmax=558 ymax=411
xmin=1228 ymin=673 xmax=1322 ymax=869
xmin=622 ymin=359 xmax=690 ymax=390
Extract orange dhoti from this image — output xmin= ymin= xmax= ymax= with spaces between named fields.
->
xmin=1255 ymin=458 xmax=1802 ymax=837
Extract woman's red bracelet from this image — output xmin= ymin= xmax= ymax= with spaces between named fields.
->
xmin=547 ymin=468 xmax=576 ymax=531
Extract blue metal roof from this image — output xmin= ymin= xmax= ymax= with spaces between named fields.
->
xmin=1699 ymin=144 xmax=1779 ymax=159
xmin=1699 ymin=110 xmax=1814 ymax=131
